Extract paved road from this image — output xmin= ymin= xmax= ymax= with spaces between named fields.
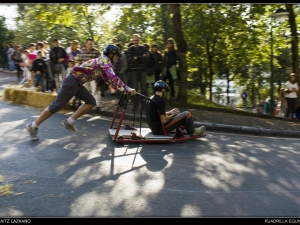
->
xmin=1 ymin=101 xmax=300 ymax=217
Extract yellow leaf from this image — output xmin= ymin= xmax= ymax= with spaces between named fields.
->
xmin=0 ymin=184 xmax=13 ymax=196
xmin=23 ymin=180 xmax=36 ymax=184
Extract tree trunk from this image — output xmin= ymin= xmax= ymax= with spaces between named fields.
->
xmin=285 ymin=4 xmax=299 ymax=79
xmin=170 ymin=4 xmax=188 ymax=105
xmin=285 ymin=4 xmax=300 ymax=108
xmin=206 ymin=38 xmax=214 ymax=101
xmin=160 ymin=4 xmax=173 ymax=43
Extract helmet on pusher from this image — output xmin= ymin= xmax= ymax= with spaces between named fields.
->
xmin=153 ymin=80 xmax=170 ymax=92
xmin=103 ymin=44 xmax=121 ymax=57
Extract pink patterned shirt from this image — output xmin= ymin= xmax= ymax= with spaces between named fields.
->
xmin=71 ymin=54 xmax=130 ymax=93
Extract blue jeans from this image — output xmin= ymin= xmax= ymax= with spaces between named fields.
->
xmin=8 ymin=55 xmax=15 ymax=71
xmin=34 ymin=74 xmax=45 ymax=92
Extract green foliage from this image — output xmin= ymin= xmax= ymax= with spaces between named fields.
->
xmin=0 ymin=16 xmax=15 ymax=44
xmin=5 ymin=3 xmax=297 ymax=106
xmin=13 ymin=4 xmax=113 ymax=48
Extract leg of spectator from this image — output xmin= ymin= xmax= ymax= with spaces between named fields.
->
xmin=129 ymin=71 xmax=139 ymax=110
xmin=90 ymin=80 xmax=101 ymax=107
xmin=34 ymin=74 xmax=38 ymax=88
xmin=41 ymin=76 xmax=46 ymax=92
xmin=54 ymin=73 xmax=61 ymax=92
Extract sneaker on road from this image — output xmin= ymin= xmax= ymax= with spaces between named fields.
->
xmin=195 ymin=126 xmax=206 ymax=136
xmin=61 ymin=120 xmax=78 ymax=134
xmin=25 ymin=123 xmax=39 ymax=141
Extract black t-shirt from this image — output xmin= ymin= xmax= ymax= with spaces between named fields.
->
xmin=31 ymin=58 xmax=47 ymax=74
xmin=145 ymin=94 xmax=166 ymax=135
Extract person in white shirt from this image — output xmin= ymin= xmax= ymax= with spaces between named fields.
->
xmin=229 ymin=99 xmax=236 ymax=108
xmin=284 ymin=73 xmax=299 ymax=118
xmin=66 ymin=59 xmax=74 ymax=75
xmin=6 ymin=43 xmax=15 ymax=71
xmin=66 ymin=42 xmax=71 ymax=54
xmin=18 ymin=49 xmax=32 ymax=86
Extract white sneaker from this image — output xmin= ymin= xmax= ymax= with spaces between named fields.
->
xmin=61 ymin=120 xmax=78 ymax=134
xmin=25 ymin=123 xmax=39 ymax=141
xmin=195 ymin=126 xmax=206 ymax=135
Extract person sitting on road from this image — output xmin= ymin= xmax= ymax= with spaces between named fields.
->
xmin=145 ymin=80 xmax=206 ymax=136
xmin=25 ymin=44 xmax=137 ymax=141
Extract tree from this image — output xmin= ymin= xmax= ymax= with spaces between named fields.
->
xmin=285 ymin=4 xmax=299 ymax=80
xmin=0 ymin=16 xmax=15 ymax=44
xmin=13 ymin=4 xmax=113 ymax=48
xmin=170 ymin=4 xmax=188 ymax=105
xmin=285 ymin=4 xmax=300 ymax=108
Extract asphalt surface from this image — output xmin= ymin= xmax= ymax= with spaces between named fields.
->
xmin=1 ymin=100 xmax=300 ymax=217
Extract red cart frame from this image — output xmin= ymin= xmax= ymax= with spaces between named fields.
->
xmin=109 ymin=93 xmax=206 ymax=143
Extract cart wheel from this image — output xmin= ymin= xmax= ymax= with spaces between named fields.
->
xmin=117 ymin=136 xmax=125 ymax=140
xmin=130 ymin=133 xmax=143 ymax=140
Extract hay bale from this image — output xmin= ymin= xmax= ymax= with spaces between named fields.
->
xmin=3 ymin=87 xmax=15 ymax=101
xmin=3 ymin=87 xmax=72 ymax=110
xmin=13 ymin=89 xmax=28 ymax=104
xmin=26 ymin=91 xmax=56 ymax=108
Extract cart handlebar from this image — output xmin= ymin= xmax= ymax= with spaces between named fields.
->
xmin=135 ymin=92 xmax=156 ymax=103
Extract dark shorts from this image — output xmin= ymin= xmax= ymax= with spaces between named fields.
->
xmin=48 ymin=74 xmax=96 ymax=114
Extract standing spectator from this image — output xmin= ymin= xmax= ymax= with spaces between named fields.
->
xmin=114 ymin=43 xmax=128 ymax=82
xmin=220 ymin=99 xmax=226 ymax=106
xmin=30 ymin=51 xmax=47 ymax=92
xmin=19 ymin=49 xmax=32 ymax=87
xmin=78 ymin=38 xmax=101 ymax=111
xmin=229 ymin=99 xmax=236 ymax=108
xmin=162 ymin=38 xmax=178 ymax=101
xmin=41 ymin=41 xmax=52 ymax=92
xmin=28 ymin=43 xmax=38 ymax=55
xmin=241 ymin=90 xmax=247 ymax=106
xmin=278 ymin=88 xmax=287 ymax=117
xmin=43 ymin=41 xmax=50 ymax=52
xmin=67 ymin=40 xmax=81 ymax=61
xmin=126 ymin=33 xmax=148 ymax=111
xmin=12 ymin=45 xmax=23 ymax=81
xmin=36 ymin=42 xmax=49 ymax=58
xmin=144 ymin=43 xmax=155 ymax=91
xmin=113 ymin=43 xmax=128 ymax=105
xmin=27 ymin=43 xmax=38 ymax=87
xmin=66 ymin=59 xmax=75 ymax=75
xmin=49 ymin=38 xmax=67 ymax=92
xmin=151 ymin=44 xmax=163 ymax=83
xmin=1 ymin=42 xmax=8 ymax=70
xmin=285 ymin=73 xmax=299 ymax=118
xmin=7 ymin=43 xmax=15 ymax=71
xmin=123 ymin=42 xmax=134 ymax=87
xmin=66 ymin=41 xmax=72 ymax=54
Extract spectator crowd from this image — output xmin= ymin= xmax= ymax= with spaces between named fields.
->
xmin=0 ymin=34 xmax=180 ymax=111
xmin=3 ymin=35 xmax=298 ymax=119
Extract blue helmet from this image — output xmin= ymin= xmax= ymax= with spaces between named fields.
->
xmin=154 ymin=80 xmax=170 ymax=92
xmin=103 ymin=44 xmax=121 ymax=57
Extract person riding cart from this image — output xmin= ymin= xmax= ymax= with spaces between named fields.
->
xmin=145 ymin=80 xmax=206 ymax=136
